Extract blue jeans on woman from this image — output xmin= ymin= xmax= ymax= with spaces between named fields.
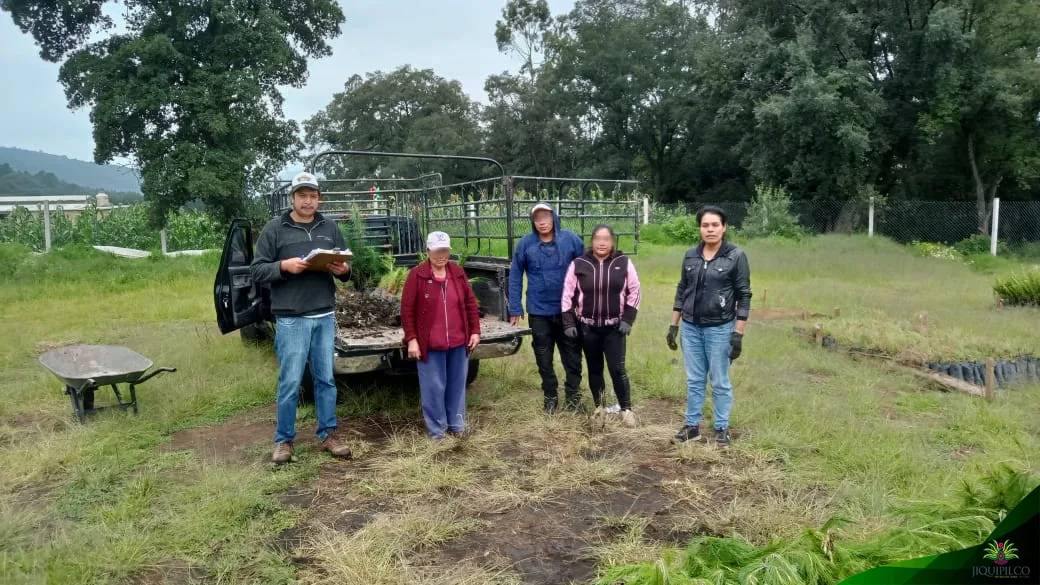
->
xmin=680 ymin=319 xmax=736 ymax=430
xmin=274 ymin=314 xmax=338 ymax=444
xmin=417 ymin=345 xmax=469 ymax=439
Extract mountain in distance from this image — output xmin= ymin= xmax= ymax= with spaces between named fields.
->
xmin=0 ymin=146 xmax=141 ymax=194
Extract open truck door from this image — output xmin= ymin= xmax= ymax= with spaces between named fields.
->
xmin=213 ymin=219 xmax=267 ymax=335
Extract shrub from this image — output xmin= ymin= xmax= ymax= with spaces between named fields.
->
xmin=340 ymin=213 xmax=387 ymax=290
xmin=954 ymin=234 xmax=1008 ymax=257
xmin=994 ymin=270 xmax=1040 ymax=306
xmin=742 ymin=185 xmax=805 ymax=239
xmin=637 ymin=223 xmax=673 ymax=245
xmin=1014 ymin=241 xmax=1040 ymax=263
xmin=910 ymin=241 xmax=960 ymax=260
xmin=662 ymin=215 xmax=701 ymax=245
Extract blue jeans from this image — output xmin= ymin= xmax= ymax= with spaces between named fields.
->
xmin=417 ymin=345 xmax=469 ymax=439
xmin=274 ymin=314 xmax=338 ymax=444
xmin=680 ymin=319 xmax=736 ymax=429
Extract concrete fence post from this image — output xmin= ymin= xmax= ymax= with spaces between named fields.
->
xmin=643 ymin=197 xmax=650 ymax=225
xmin=43 ymin=200 xmax=52 ymax=251
xmin=868 ymin=196 xmax=874 ymax=238
xmin=161 ymin=227 xmax=168 ymax=255
xmin=990 ymin=198 xmax=1000 ymax=256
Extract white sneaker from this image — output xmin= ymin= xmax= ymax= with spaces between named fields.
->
xmin=605 ymin=403 xmax=621 ymax=414
xmin=590 ymin=406 xmax=606 ymax=430
xmin=620 ymin=409 xmax=637 ymax=428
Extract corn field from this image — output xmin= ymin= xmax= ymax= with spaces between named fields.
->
xmin=0 ymin=204 xmax=224 ymax=252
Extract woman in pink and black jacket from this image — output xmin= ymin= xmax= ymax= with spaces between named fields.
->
xmin=561 ymin=224 xmax=642 ymax=427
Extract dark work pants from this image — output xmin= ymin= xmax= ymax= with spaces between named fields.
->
xmin=529 ymin=314 xmax=583 ymax=402
xmin=581 ymin=325 xmax=632 ymax=410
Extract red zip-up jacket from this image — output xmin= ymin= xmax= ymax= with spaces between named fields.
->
xmin=400 ymin=260 xmax=481 ymax=363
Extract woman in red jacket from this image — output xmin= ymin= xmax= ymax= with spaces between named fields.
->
xmin=400 ymin=231 xmax=481 ymax=439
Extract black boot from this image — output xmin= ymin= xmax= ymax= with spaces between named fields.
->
xmin=673 ymin=425 xmax=703 ymax=444
xmin=564 ymin=393 xmax=587 ymax=414
xmin=544 ymin=396 xmax=559 ymax=414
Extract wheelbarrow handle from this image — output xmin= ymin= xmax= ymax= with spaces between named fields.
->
xmin=135 ymin=367 xmax=177 ymax=384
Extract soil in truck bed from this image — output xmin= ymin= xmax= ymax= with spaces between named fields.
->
xmin=335 ymin=290 xmax=401 ymax=331
xmin=333 ymin=289 xmax=517 ymax=350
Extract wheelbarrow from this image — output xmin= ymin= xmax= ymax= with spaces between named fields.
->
xmin=39 ymin=345 xmax=176 ymax=423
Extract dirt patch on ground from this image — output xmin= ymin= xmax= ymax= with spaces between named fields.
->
xmin=162 ymin=405 xmax=415 ymax=465
xmin=278 ymin=398 xmax=786 ymax=585
xmin=162 ymin=393 xmax=822 ymax=584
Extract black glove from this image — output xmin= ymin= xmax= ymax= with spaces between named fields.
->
xmin=618 ymin=321 xmax=632 ymax=336
xmin=564 ymin=327 xmax=578 ymax=339
xmin=729 ymin=331 xmax=743 ymax=361
xmin=666 ymin=325 xmax=679 ymax=351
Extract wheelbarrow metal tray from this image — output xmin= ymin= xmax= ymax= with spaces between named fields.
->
xmin=39 ymin=345 xmax=153 ymax=387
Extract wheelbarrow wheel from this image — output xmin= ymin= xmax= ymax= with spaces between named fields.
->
xmin=240 ymin=322 xmax=274 ymax=345
xmin=466 ymin=360 xmax=480 ymax=386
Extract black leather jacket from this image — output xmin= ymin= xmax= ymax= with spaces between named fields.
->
xmin=673 ymin=241 xmax=752 ymax=327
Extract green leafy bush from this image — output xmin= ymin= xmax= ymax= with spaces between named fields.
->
xmin=1014 ymin=242 xmax=1040 ymax=263
xmin=339 ymin=213 xmax=388 ymax=290
xmin=955 ymin=234 xmax=1008 ymax=257
xmin=662 ymin=215 xmax=701 ymax=245
xmin=637 ymin=223 xmax=672 ymax=245
xmin=994 ymin=270 xmax=1040 ymax=306
xmin=910 ymin=241 xmax=960 ymax=260
xmin=741 ymin=185 xmax=805 ymax=239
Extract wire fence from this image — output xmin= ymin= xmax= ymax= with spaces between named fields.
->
xmin=648 ymin=199 xmax=1040 ymax=251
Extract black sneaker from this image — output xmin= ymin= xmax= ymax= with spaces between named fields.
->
xmin=715 ymin=428 xmax=731 ymax=448
xmin=544 ymin=397 xmax=559 ymax=414
xmin=564 ymin=398 xmax=588 ymax=414
xmin=673 ymin=425 xmax=702 ymax=444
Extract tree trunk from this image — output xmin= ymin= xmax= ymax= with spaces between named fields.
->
xmin=967 ymin=132 xmax=989 ymax=234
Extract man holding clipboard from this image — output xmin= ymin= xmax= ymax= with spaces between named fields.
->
xmin=250 ymin=171 xmax=353 ymax=464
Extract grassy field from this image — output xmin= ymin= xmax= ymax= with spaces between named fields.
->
xmin=0 ymin=236 xmax=1037 ymax=585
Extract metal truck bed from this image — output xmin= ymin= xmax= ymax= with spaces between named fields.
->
xmin=332 ymin=318 xmax=530 ymax=375
xmin=336 ymin=318 xmax=524 ymax=351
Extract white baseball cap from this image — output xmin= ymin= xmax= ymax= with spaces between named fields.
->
xmin=530 ymin=202 xmax=553 ymax=215
xmin=289 ymin=172 xmax=320 ymax=195
xmin=426 ymin=231 xmax=451 ymax=251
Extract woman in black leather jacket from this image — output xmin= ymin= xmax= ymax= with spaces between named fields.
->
xmin=665 ymin=206 xmax=752 ymax=448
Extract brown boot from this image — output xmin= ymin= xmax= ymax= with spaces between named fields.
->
xmin=321 ymin=432 xmax=353 ymax=459
xmin=272 ymin=442 xmax=293 ymax=464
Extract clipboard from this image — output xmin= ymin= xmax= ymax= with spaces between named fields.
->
xmin=302 ymin=248 xmax=353 ymax=271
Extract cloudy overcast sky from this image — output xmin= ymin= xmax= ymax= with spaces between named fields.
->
xmin=0 ymin=0 xmax=574 ymax=163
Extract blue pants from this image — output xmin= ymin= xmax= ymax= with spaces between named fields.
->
xmin=680 ymin=319 xmax=736 ymax=429
xmin=274 ymin=315 xmax=338 ymax=444
xmin=417 ymin=345 xmax=469 ymax=439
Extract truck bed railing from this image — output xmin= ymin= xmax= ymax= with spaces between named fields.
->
xmin=264 ymin=150 xmax=641 ymax=258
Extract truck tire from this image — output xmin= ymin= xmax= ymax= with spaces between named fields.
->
xmin=240 ymin=322 xmax=274 ymax=345
xmin=466 ymin=360 xmax=480 ymax=386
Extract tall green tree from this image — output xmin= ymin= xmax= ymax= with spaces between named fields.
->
xmin=485 ymin=0 xmax=581 ymax=177
xmin=2 ymin=0 xmax=344 ymax=224
xmin=547 ymin=0 xmax=706 ymax=200
xmin=304 ymin=66 xmax=485 ymax=184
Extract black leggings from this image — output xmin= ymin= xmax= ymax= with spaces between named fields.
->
xmin=581 ymin=325 xmax=632 ymax=409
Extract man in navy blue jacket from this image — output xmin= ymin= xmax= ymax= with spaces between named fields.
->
xmin=509 ymin=202 xmax=586 ymax=413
